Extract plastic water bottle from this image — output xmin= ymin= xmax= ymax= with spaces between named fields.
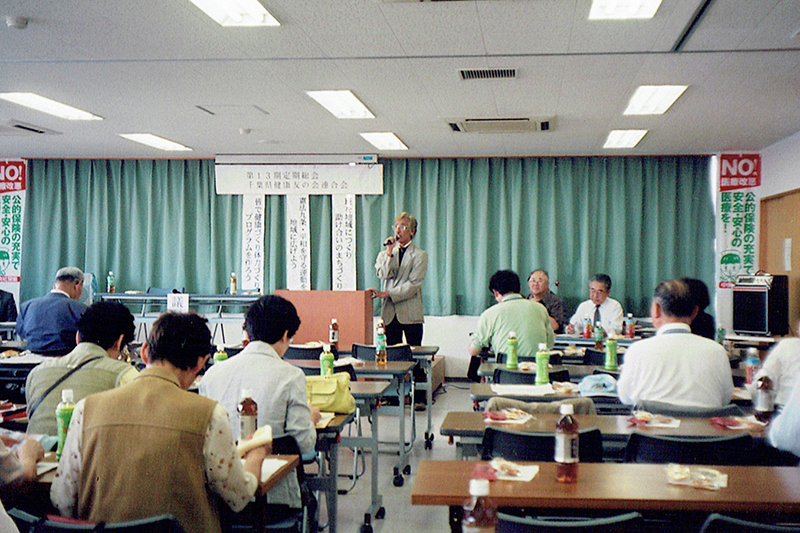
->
xmin=106 ymin=271 xmax=115 ymax=293
xmin=604 ymin=338 xmax=618 ymax=371
xmin=375 ymin=321 xmax=387 ymax=365
xmin=535 ymin=342 xmax=549 ymax=385
xmin=745 ymin=347 xmax=760 ymax=385
xmin=593 ymin=325 xmax=605 ymax=351
xmin=555 ymin=403 xmax=579 ymax=483
xmin=238 ymin=389 xmax=257 ymax=441
xmin=754 ymin=376 xmax=775 ymax=423
xmin=582 ymin=316 xmax=592 ymax=338
xmin=625 ymin=313 xmax=635 ymax=338
xmin=56 ymin=389 xmax=75 ymax=460
xmin=505 ymin=331 xmax=518 ymax=370
xmin=230 ymin=272 xmax=238 ymax=295
xmin=328 ymin=318 xmax=340 ymax=351
xmin=213 ymin=345 xmax=228 ymax=364
xmin=462 ymin=478 xmax=497 ymax=533
xmin=320 ymin=344 xmax=335 ymax=376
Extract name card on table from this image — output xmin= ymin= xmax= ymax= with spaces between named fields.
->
xmin=167 ymin=293 xmax=189 ymax=313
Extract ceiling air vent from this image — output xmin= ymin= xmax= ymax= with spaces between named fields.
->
xmin=446 ymin=117 xmax=555 ymax=134
xmin=460 ymin=68 xmax=515 ymax=80
xmin=0 ymin=120 xmax=61 ymax=136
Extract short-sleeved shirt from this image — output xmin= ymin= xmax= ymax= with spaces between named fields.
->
xmin=471 ymin=294 xmax=555 ymax=358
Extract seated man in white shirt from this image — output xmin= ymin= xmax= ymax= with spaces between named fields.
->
xmin=768 ymin=371 xmax=800 ymax=457
xmin=617 ymin=279 xmax=733 ymax=409
xmin=755 ymin=320 xmax=800 ymax=407
xmin=566 ymin=273 xmax=624 ymax=336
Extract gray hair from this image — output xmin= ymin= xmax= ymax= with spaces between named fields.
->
xmin=590 ymin=273 xmax=612 ymax=291
xmin=55 ymin=266 xmax=84 ymax=283
xmin=395 ymin=212 xmax=418 ymax=234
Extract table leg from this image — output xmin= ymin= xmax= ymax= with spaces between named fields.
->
xmin=340 ymin=400 xmax=385 ymax=521
xmin=449 ymin=505 xmax=463 ymax=533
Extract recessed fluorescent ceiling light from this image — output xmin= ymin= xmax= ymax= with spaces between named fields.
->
xmin=187 ymin=0 xmax=279 ymax=27
xmin=360 ymin=133 xmax=408 ymax=151
xmin=306 ymin=91 xmax=375 ymax=119
xmin=589 ymin=0 xmax=663 ymax=19
xmin=604 ymin=130 xmax=647 ymax=149
xmin=624 ymin=85 xmax=687 ymax=115
xmin=0 ymin=92 xmax=102 ymax=120
xmin=119 ymin=134 xmax=192 ymax=152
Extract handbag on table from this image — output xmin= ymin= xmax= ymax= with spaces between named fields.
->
xmin=305 ymin=372 xmax=356 ymax=414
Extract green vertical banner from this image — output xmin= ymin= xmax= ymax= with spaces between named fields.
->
xmin=717 ymin=153 xmax=760 ymax=288
xmin=0 ymin=160 xmax=26 ymax=310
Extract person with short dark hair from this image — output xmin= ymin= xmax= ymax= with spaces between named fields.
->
xmin=469 ymin=270 xmax=554 ymax=359
xmin=566 ymin=273 xmax=624 ymax=335
xmin=200 ymin=295 xmax=319 ymax=510
xmin=52 ymin=312 xmax=269 ymax=533
xmin=682 ymin=277 xmax=716 ymax=340
xmin=617 ymin=279 xmax=733 ymax=408
xmin=16 ymin=266 xmax=88 ymax=356
xmin=527 ymin=269 xmax=565 ymax=333
xmin=25 ymin=301 xmax=138 ymax=435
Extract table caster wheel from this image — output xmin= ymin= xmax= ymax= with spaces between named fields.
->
xmin=403 ymin=464 xmax=411 ymax=475
xmin=424 ymin=439 xmax=432 ymax=450
xmin=376 ymin=507 xmax=386 ymax=520
xmin=393 ymin=474 xmax=404 ymax=487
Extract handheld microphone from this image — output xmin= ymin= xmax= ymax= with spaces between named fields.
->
xmin=383 ymin=237 xmax=394 ymax=247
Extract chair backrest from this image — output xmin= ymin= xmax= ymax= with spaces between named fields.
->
xmin=283 ymin=345 xmax=324 ymax=360
xmin=146 ymin=287 xmax=185 ymax=295
xmin=497 ymin=511 xmax=642 ymax=533
xmin=8 ymin=509 xmax=186 ymax=532
xmin=583 ymin=348 xmax=624 ymax=366
xmin=699 ymin=513 xmax=800 ymax=533
xmin=269 ymin=434 xmax=316 ymax=522
xmin=351 ymin=343 xmax=412 ymax=362
xmin=496 ymin=352 xmax=562 ymax=366
xmin=352 ymin=343 xmax=375 ymax=361
xmin=623 ymin=432 xmax=754 ymax=465
xmin=492 ymin=368 xmax=569 ymax=384
xmin=634 ymin=400 xmax=744 ymax=418
xmin=481 ymin=426 xmax=603 ymax=463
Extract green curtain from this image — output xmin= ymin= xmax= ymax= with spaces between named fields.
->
xmin=357 ymin=157 xmax=715 ymax=317
xmin=22 ymin=156 xmax=714 ymax=318
xmin=22 ymin=159 xmax=240 ymax=300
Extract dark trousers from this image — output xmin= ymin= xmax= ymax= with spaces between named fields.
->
xmin=384 ymin=318 xmax=426 ymax=401
xmin=385 ymin=318 xmax=423 ymax=346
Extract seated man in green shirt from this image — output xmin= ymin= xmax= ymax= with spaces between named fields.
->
xmin=469 ymin=270 xmax=555 ymax=360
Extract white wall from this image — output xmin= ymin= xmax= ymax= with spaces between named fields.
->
xmin=760 ymin=129 xmax=800 ymax=199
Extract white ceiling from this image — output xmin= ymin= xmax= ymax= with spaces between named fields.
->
xmin=0 ymin=0 xmax=798 ymax=159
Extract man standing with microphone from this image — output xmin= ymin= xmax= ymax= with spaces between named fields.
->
xmin=367 ymin=212 xmax=428 ymax=346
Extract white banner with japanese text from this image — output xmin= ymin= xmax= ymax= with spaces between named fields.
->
xmin=332 ymin=195 xmax=356 ymax=290
xmin=717 ymin=154 xmax=760 ymax=289
xmin=286 ymin=195 xmax=311 ymax=290
xmin=215 ymin=163 xmax=383 ymax=196
xmin=241 ymin=195 xmax=265 ymax=292
xmin=0 ymin=160 xmax=25 ymax=314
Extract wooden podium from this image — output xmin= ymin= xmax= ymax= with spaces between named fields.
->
xmin=274 ymin=290 xmax=373 ymax=350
